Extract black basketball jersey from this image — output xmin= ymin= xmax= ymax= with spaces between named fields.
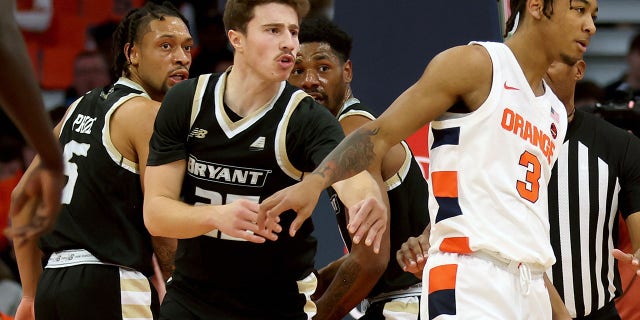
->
xmin=329 ymin=98 xmax=430 ymax=297
xmin=40 ymin=78 xmax=154 ymax=276
xmin=548 ymin=109 xmax=640 ymax=317
xmin=148 ymin=73 xmax=344 ymax=293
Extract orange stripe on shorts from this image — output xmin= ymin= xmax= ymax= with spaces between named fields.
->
xmin=439 ymin=237 xmax=473 ymax=254
xmin=431 ymin=171 xmax=458 ymax=197
xmin=428 ymin=264 xmax=458 ymax=294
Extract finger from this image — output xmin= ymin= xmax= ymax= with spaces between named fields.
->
xmin=347 ymin=202 xmax=365 ymax=234
xmin=257 ymin=192 xmax=281 ymax=229
xmin=364 ymin=218 xmax=386 ymax=254
xmin=612 ymin=249 xmax=633 ymax=262
xmin=289 ymin=208 xmax=312 ymax=237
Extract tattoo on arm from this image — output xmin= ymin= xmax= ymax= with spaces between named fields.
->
xmin=313 ymin=127 xmax=379 ymax=184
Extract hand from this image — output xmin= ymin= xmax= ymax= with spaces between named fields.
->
xmin=346 ymin=196 xmax=387 ymax=254
xmin=5 ymin=160 xmax=64 ymax=243
xmin=258 ymin=180 xmax=323 ymax=237
xmin=216 ymin=199 xmax=281 ymax=242
xmin=396 ymin=234 xmax=429 ymax=279
xmin=613 ymin=248 xmax=640 ymax=276
xmin=14 ymin=296 xmax=35 ymax=320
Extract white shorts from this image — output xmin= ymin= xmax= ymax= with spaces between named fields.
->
xmin=421 ymin=252 xmax=551 ymax=320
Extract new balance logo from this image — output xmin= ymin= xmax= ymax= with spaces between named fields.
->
xmin=189 ymin=128 xmax=208 ymax=139
xmin=249 ymin=137 xmax=266 ymax=151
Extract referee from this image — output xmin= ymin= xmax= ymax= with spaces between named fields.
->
xmin=545 ymin=59 xmax=640 ymax=319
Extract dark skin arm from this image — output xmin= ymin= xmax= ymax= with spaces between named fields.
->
xmin=1 ymin=0 xmax=64 ymax=242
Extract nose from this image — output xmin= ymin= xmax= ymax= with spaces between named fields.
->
xmin=281 ymin=30 xmax=297 ymax=53
xmin=301 ymin=70 xmax=320 ymax=89
xmin=173 ymin=47 xmax=191 ymax=66
xmin=585 ymin=16 xmax=596 ymax=36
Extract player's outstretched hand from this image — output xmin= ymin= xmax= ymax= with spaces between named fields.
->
xmin=5 ymin=160 xmax=63 ymax=244
xmin=613 ymin=248 xmax=640 ymax=276
xmin=347 ymin=196 xmax=387 ymax=254
xmin=258 ymin=181 xmax=323 ymax=238
xmin=396 ymin=234 xmax=430 ymax=279
xmin=216 ymin=199 xmax=281 ymax=243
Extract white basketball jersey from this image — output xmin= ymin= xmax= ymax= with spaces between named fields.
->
xmin=427 ymin=41 xmax=567 ymax=268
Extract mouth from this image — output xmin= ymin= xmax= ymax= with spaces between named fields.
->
xmin=169 ymin=69 xmax=189 ymax=84
xmin=307 ymin=92 xmax=324 ymax=102
xmin=576 ymin=40 xmax=588 ymax=52
xmin=278 ymin=54 xmax=295 ymax=68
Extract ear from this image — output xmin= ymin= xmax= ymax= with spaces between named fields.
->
xmin=527 ymin=0 xmax=545 ymax=20
xmin=125 ymin=42 xmax=139 ymax=66
xmin=343 ymin=60 xmax=353 ymax=83
xmin=575 ymin=60 xmax=586 ymax=81
xmin=228 ymin=29 xmax=243 ymax=53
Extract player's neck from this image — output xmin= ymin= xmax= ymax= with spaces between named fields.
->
xmin=224 ymin=68 xmax=282 ymax=117
xmin=505 ymin=34 xmax=550 ymax=96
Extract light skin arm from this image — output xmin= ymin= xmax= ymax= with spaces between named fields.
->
xmin=143 ymin=160 xmax=281 ymax=241
xmin=0 ymin=0 xmax=63 ymax=241
xmin=613 ymin=212 xmax=640 ymax=276
xmin=259 ymin=45 xmax=491 ymax=249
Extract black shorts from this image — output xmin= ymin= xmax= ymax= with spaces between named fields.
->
xmin=35 ymin=264 xmax=159 ymax=320
xmin=160 ymin=273 xmax=313 ymax=320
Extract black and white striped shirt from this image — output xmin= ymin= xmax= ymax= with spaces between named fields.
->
xmin=547 ymin=109 xmax=640 ymax=318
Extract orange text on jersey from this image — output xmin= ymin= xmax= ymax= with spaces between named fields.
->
xmin=500 ymin=108 xmax=555 ymax=164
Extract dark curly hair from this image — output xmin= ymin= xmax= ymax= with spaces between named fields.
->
xmin=299 ymin=16 xmax=352 ymax=63
xmin=112 ymin=1 xmax=190 ymax=78
xmin=504 ymin=0 xmax=555 ymax=37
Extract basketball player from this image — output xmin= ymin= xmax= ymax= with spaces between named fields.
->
xmin=143 ymin=1 xmax=388 ymax=319
xmin=11 ymin=3 xmax=193 ymax=319
xmin=289 ymin=16 xmax=429 ymax=319
xmin=260 ymin=0 xmax=598 ymax=318
xmin=0 ymin=0 xmax=63 ymax=241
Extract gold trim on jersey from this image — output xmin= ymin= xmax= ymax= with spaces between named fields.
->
xmin=190 ymin=74 xmax=211 ymax=128
xmin=213 ymin=72 xmax=286 ymax=138
xmin=275 ymin=90 xmax=309 ymax=181
xmin=103 ymin=93 xmax=148 ymax=174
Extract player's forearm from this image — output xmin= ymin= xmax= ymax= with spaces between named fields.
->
xmin=625 ymin=212 xmax=640 ymax=253
xmin=151 ymin=236 xmax=177 ymax=280
xmin=144 ymin=197 xmax=219 ymax=238
xmin=14 ymin=238 xmax=43 ymax=298
xmin=332 ymin=170 xmax=388 ymax=210
xmin=315 ymin=251 xmax=386 ymax=320
xmin=313 ymin=125 xmax=385 ymax=188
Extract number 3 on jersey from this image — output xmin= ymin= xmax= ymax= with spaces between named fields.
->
xmin=516 ymin=151 xmax=541 ymax=203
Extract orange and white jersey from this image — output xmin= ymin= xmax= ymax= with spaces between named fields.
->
xmin=427 ymin=41 xmax=567 ymax=269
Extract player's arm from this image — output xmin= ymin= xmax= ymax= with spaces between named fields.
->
xmin=7 ymin=103 xmax=75 ymax=242
xmin=259 ymin=45 xmax=490 ymax=238
xmin=314 ymin=234 xmax=388 ymax=320
xmin=545 ymin=274 xmax=571 ymax=320
xmin=118 ymin=98 xmax=179 ymax=281
xmin=143 ymin=160 xmax=279 ymax=242
xmin=0 ymin=1 xmax=63 ymax=222
xmin=12 ymin=199 xmax=42 ymax=320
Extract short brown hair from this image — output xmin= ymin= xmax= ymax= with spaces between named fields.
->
xmin=223 ymin=0 xmax=310 ymax=34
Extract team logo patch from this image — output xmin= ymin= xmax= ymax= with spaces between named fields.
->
xmin=189 ymin=128 xmax=208 ymax=139
xmin=550 ymin=123 xmax=557 ymax=139
xmin=249 ymin=136 xmax=266 ymax=151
